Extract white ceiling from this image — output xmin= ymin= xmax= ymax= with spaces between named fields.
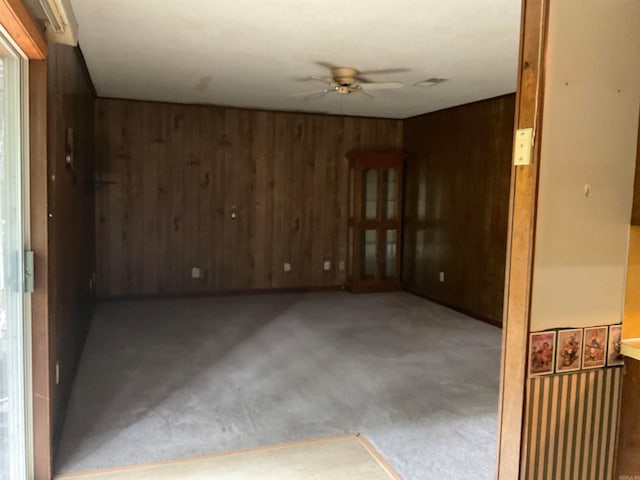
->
xmin=69 ymin=0 xmax=521 ymax=119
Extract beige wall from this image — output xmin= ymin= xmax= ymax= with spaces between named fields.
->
xmin=530 ymin=0 xmax=640 ymax=331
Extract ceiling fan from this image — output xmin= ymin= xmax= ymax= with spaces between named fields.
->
xmin=294 ymin=64 xmax=406 ymax=101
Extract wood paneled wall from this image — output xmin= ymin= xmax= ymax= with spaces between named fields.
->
xmin=47 ymin=43 xmax=96 ymax=452
xmin=95 ymin=99 xmax=403 ymax=297
xmin=402 ymin=94 xmax=515 ymax=325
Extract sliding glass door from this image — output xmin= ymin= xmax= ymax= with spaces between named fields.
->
xmin=0 ymin=28 xmax=29 ymax=480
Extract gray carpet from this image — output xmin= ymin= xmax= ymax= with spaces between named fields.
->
xmin=55 ymin=291 xmax=501 ymax=480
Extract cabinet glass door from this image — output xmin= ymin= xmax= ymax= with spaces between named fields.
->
xmin=361 ymin=229 xmax=377 ymax=279
xmin=0 ymin=32 xmax=28 ymax=480
xmin=348 ymin=151 xmax=403 ymax=292
xmin=362 ymin=169 xmax=378 ymax=220
xmin=382 ymin=229 xmax=397 ymax=279
xmin=382 ymin=168 xmax=397 ymax=220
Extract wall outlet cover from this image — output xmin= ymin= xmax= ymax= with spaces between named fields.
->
xmin=283 ymin=262 xmax=292 ymax=272
xmin=323 ymin=260 xmax=331 ymax=271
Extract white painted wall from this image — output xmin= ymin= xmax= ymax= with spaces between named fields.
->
xmin=530 ymin=0 xmax=640 ymax=331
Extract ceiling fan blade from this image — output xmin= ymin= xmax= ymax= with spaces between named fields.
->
xmin=315 ymin=61 xmax=339 ymax=70
xmin=291 ymin=88 xmax=332 ymax=98
xmin=360 ymin=82 xmax=403 ymax=91
xmin=358 ymin=68 xmax=410 ymax=75
xmin=297 ymin=75 xmax=329 ymax=83
xmin=354 ymin=89 xmax=373 ymax=100
xmin=306 ymin=90 xmax=333 ymax=101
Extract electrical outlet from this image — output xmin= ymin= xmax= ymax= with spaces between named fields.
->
xmin=339 ymin=261 xmax=345 ymax=271
xmin=439 ymin=271 xmax=445 ymax=282
xmin=283 ymin=262 xmax=292 ymax=272
xmin=191 ymin=267 xmax=202 ymax=279
xmin=55 ymin=362 xmax=60 ymax=385
xmin=323 ymin=260 xmax=331 ymax=271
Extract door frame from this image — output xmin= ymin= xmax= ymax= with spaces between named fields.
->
xmin=0 ymin=18 xmax=33 ymax=479
xmin=495 ymin=0 xmax=549 ymax=478
xmin=0 ymin=1 xmax=48 ymax=478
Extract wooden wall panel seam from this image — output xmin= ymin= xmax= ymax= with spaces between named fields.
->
xmin=74 ymin=45 xmax=97 ymax=97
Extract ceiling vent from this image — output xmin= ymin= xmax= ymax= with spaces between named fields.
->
xmin=38 ymin=0 xmax=78 ymax=46
xmin=414 ymin=78 xmax=449 ymax=87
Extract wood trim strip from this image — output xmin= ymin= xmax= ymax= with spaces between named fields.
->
xmin=403 ymin=92 xmax=517 ymax=121
xmin=403 ymin=286 xmax=502 ymax=328
xmin=96 ymin=285 xmax=346 ymax=302
xmin=75 ymin=44 xmax=97 ymax=97
xmin=495 ymin=0 xmax=550 ymax=478
xmin=355 ymin=434 xmax=403 ymax=480
xmin=54 ymin=433 xmax=373 ymax=479
xmin=0 ymin=0 xmax=47 ymax=59
xmin=96 ymin=95 xmax=398 ymax=122
xmin=29 ymin=58 xmax=52 ymax=480
xmin=629 ymin=109 xmax=640 ymax=225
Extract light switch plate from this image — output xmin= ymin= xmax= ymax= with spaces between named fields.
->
xmin=514 ymin=128 xmax=534 ymax=165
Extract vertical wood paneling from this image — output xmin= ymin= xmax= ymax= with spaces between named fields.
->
xmin=95 ymin=99 xmax=403 ymax=296
xmin=523 ymin=368 xmax=622 ymax=480
xmin=402 ymin=94 xmax=515 ymax=324
xmin=46 ymin=44 xmax=96 ymax=456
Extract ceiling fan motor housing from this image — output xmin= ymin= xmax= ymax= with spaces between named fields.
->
xmin=331 ymin=67 xmax=359 ymax=86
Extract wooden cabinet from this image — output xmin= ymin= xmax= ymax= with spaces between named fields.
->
xmin=346 ymin=151 xmax=405 ymax=293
